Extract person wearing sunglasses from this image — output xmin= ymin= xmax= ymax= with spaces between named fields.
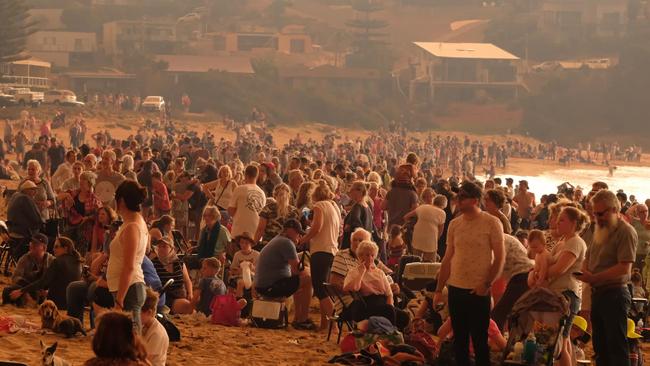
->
xmin=434 ymin=181 xmax=505 ymax=366
xmin=576 ymin=189 xmax=637 ymax=366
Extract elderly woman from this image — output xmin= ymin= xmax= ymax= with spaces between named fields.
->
xmin=83 ymin=153 xmax=98 ymax=172
xmin=23 ymin=159 xmax=56 ymax=221
xmin=121 ymin=154 xmax=137 ymax=181
xmin=10 ymin=236 xmax=83 ymax=309
xmin=341 ymin=181 xmax=374 ymax=250
xmin=343 ymin=240 xmax=406 ymax=328
xmin=299 ymin=180 xmax=341 ymax=331
xmin=151 ymin=236 xmax=193 ymax=314
xmin=404 ymin=188 xmax=446 ymax=262
xmin=59 ymin=171 xmax=102 ymax=256
xmin=202 ymin=164 xmax=237 ymax=211
xmin=255 ymin=183 xmax=301 ymax=249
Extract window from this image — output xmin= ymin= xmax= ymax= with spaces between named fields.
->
xmin=290 ymin=39 xmax=305 ymax=53
xmin=74 ymin=39 xmax=84 ymax=51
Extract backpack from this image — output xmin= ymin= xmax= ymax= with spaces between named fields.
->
xmin=210 ymin=294 xmax=241 ymax=326
xmin=156 ymin=314 xmax=181 ymax=342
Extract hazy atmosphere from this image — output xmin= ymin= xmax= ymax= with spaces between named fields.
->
xmin=1 ymin=0 xmax=650 ymax=365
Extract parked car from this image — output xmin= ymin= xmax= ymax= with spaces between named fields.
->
xmin=44 ymin=89 xmax=83 ymax=106
xmin=4 ymin=88 xmax=44 ymax=107
xmin=0 ymin=93 xmax=17 ymax=107
xmin=532 ymin=61 xmax=560 ymax=72
xmin=141 ymin=96 xmax=165 ymax=111
xmin=583 ymin=58 xmax=612 ymax=70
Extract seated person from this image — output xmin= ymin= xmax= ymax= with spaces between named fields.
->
xmin=151 ymin=237 xmax=193 ymax=314
xmin=9 ymin=236 xmax=82 ymax=309
xmin=229 ymin=232 xmax=260 ymax=298
xmin=192 ymin=206 xmax=230 ymax=261
xmin=192 ymin=257 xmax=228 ymax=316
xmin=254 ymin=219 xmax=314 ymax=330
xmin=413 ymin=281 xmax=445 ymax=334
xmin=343 ymin=240 xmax=409 ymax=329
xmin=141 ymin=288 xmax=169 ymax=366
xmin=2 ymin=233 xmax=54 ymax=306
xmin=330 ymin=229 xmax=407 ymax=326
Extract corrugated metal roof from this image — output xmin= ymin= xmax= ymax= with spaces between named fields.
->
xmin=155 ymin=54 xmax=254 ymax=74
xmin=414 ymin=42 xmax=519 ymax=60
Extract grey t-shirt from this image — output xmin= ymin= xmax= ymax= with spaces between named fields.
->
xmin=586 ymin=219 xmax=637 ymax=287
xmin=254 ymin=235 xmax=298 ymax=289
xmin=549 ymin=235 xmax=586 ymax=295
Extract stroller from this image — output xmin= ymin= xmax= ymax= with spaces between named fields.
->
xmin=502 ymin=288 xmax=570 ymax=366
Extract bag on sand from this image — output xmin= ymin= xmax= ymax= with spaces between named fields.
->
xmin=210 ymin=294 xmax=241 ymax=326
xmin=156 ymin=314 xmax=181 ymax=342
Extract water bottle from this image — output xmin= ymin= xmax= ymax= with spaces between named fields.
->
xmin=524 ymin=332 xmax=537 ymax=364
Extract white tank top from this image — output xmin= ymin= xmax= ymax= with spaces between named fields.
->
xmin=311 ymin=200 xmax=341 ymax=255
xmin=107 ymin=220 xmax=148 ymax=292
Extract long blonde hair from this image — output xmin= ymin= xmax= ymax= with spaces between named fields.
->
xmin=274 ymin=183 xmax=291 ymax=218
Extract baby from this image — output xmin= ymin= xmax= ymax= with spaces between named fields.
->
xmin=527 ymin=230 xmax=552 ymax=288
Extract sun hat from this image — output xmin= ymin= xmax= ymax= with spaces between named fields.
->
xmin=627 ymin=318 xmax=642 ymax=339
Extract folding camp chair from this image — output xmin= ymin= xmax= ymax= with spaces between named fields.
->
xmin=323 ymin=282 xmax=361 ymax=344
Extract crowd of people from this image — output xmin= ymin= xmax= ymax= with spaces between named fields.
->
xmin=0 ymin=108 xmax=647 ymax=366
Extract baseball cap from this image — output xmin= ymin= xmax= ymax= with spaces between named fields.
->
xmin=30 ymin=233 xmax=48 ymax=246
xmin=283 ymin=218 xmax=305 ymax=235
xmin=19 ymin=180 xmax=38 ymax=191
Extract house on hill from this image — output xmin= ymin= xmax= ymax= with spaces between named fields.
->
xmin=538 ymin=0 xmax=628 ymax=36
xmin=409 ymin=42 xmax=523 ymax=103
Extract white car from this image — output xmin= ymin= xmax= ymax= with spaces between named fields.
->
xmin=141 ymin=96 xmax=165 ymax=112
xmin=44 ymin=89 xmax=82 ymax=106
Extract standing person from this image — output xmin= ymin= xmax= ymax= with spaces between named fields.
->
xmin=228 ymin=165 xmax=266 ymax=238
xmin=383 ymin=164 xmax=418 ymax=228
xmin=434 ymin=181 xmax=505 ymax=366
xmin=404 ymin=188 xmax=446 ymax=262
xmin=514 ymin=180 xmax=536 ymax=229
xmin=254 ymin=183 xmax=300 ymax=250
xmin=298 ymin=180 xmax=341 ymax=331
xmin=51 ymin=150 xmax=77 ymax=192
xmin=106 ymin=181 xmax=149 ymax=333
xmin=202 ymin=165 xmax=237 ymax=211
xmin=47 ymin=137 xmax=65 ymax=177
xmin=576 ymin=190 xmax=637 ymax=366
xmin=95 ymin=150 xmax=126 ymax=208
xmin=7 ymin=181 xmax=43 ymax=257
xmin=341 ymin=181 xmax=373 ymax=250
xmin=22 ymin=159 xmax=55 ymax=221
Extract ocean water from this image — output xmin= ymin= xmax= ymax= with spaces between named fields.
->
xmin=500 ymin=166 xmax=650 ymax=199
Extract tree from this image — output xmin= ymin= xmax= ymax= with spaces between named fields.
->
xmin=0 ymin=0 xmax=36 ymax=63
xmin=266 ymin=0 xmax=292 ymax=30
xmin=345 ymin=0 xmax=393 ymax=70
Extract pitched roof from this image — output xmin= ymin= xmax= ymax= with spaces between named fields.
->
xmin=155 ymin=54 xmax=254 ymax=74
xmin=278 ymin=65 xmax=381 ymax=79
xmin=414 ymin=42 xmax=519 ymax=60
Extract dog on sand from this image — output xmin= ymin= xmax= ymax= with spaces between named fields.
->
xmin=41 ymin=340 xmax=71 ymax=366
xmin=38 ymin=300 xmax=86 ymax=338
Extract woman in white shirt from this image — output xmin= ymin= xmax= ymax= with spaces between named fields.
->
xmin=106 ymin=180 xmax=149 ymax=333
xmin=203 ymin=165 xmax=237 ymax=210
xmin=299 ymin=180 xmax=341 ymax=331
xmin=404 ymin=188 xmax=446 ymax=262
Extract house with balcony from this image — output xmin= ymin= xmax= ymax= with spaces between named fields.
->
xmin=0 ymin=58 xmax=52 ymax=89
xmin=103 ymin=20 xmax=177 ymax=57
xmin=539 ymin=0 xmax=628 ymax=36
xmin=26 ymin=31 xmax=97 ymax=68
xmin=409 ymin=42 xmax=522 ymax=103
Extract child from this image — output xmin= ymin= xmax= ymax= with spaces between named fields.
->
xmin=230 ymin=233 xmax=260 ymax=298
xmin=192 ymin=257 xmax=228 ymax=316
xmin=152 ymin=171 xmax=171 ymax=218
xmin=141 ymin=288 xmax=169 ymax=366
xmin=387 ymin=225 xmax=405 ymax=268
xmin=527 ymin=229 xmax=552 ymax=288
xmin=627 ymin=318 xmax=644 ymax=366
xmin=631 ymin=269 xmax=646 ymax=299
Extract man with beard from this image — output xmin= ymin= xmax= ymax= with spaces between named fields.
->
xmin=576 ymin=189 xmax=637 ymax=366
xmin=434 ymin=181 xmax=505 ymax=366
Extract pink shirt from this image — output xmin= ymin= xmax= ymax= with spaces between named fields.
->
xmin=344 ymin=264 xmax=393 ymax=299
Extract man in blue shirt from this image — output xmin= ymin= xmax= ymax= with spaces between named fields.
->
xmin=255 ymin=219 xmax=314 ymax=329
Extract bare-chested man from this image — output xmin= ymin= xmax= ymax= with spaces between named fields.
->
xmin=513 ymin=180 xmax=536 ymax=229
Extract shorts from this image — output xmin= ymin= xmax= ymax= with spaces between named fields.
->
xmin=311 ymin=252 xmax=334 ymax=300
xmin=562 ymin=290 xmax=581 ymax=337
xmin=256 ymin=275 xmax=300 ymax=299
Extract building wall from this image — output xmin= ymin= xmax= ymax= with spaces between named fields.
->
xmin=27 ymin=31 xmax=97 ymax=53
xmin=103 ymin=21 xmax=176 ymax=55
xmin=29 ymin=51 xmax=70 ymax=68
xmin=278 ymin=34 xmax=312 ymax=54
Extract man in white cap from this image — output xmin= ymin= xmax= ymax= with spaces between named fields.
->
xmin=6 ymin=180 xmax=44 ymax=260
